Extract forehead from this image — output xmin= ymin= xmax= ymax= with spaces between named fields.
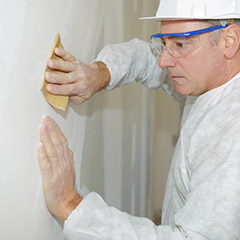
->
xmin=160 ymin=20 xmax=211 ymax=34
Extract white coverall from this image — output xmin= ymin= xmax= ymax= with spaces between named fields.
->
xmin=63 ymin=39 xmax=240 ymax=239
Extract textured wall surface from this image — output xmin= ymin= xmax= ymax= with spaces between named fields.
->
xmin=0 ymin=1 xmax=164 ymax=239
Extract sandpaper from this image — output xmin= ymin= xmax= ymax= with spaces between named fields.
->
xmin=42 ymin=33 xmax=69 ymax=111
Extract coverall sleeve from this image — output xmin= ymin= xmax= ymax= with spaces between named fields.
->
xmin=63 ymin=192 xmax=183 ymax=240
xmin=94 ymin=38 xmax=181 ymax=99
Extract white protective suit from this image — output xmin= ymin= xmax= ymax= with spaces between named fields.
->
xmin=63 ymin=39 xmax=240 ymax=239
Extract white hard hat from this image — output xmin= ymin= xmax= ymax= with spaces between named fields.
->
xmin=141 ymin=0 xmax=240 ymax=21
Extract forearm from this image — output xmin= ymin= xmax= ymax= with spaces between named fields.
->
xmin=94 ymin=38 xmax=166 ymax=90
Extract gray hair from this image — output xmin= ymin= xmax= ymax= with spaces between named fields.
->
xmin=206 ymin=19 xmax=240 ymax=45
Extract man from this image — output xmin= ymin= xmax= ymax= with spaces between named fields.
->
xmin=38 ymin=0 xmax=240 ymax=239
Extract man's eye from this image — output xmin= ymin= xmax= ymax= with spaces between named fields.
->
xmin=175 ymin=42 xmax=187 ymax=48
xmin=160 ymin=41 xmax=166 ymax=46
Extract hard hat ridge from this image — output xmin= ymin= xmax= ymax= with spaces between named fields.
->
xmin=140 ymin=0 xmax=240 ymax=21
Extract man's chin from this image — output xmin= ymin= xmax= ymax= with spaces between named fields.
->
xmin=174 ymin=85 xmax=188 ymax=96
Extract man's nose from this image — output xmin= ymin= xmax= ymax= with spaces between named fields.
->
xmin=158 ymin=48 xmax=176 ymax=69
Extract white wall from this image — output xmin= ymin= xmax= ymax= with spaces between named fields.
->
xmin=0 ymin=1 xmax=166 ymax=239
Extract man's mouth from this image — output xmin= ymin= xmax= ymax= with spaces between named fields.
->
xmin=170 ymin=75 xmax=183 ymax=80
xmin=168 ymin=70 xmax=184 ymax=82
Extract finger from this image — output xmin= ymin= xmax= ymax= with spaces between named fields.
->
xmin=39 ymin=123 xmax=57 ymax=161
xmin=51 ymin=119 xmax=68 ymax=147
xmin=54 ymin=48 xmax=76 ymax=62
xmin=70 ymin=95 xmax=87 ymax=105
xmin=47 ymin=82 xmax=75 ymax=95
xmin=51 ymin=119 xmax=71 ymax=161
xmin=45 ymin=71 xmax=77 ymax=84
xmin=37 ymin=143 xmax=51 ymax=171
xmin=52 ymin=120 xmax=74 ymax=175
xmin=42 ymin=117 xmax=66 ymax=170
xmin=47 ymin=59 xmax=75 ymax=73
xmin=48 ymin=79 xmax=91 ymax=97
xmin=40 ymin=117 xmax=61 ymax=176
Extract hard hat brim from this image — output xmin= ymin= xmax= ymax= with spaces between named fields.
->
xmin=140 ymin=13 xmax=240 ymax=21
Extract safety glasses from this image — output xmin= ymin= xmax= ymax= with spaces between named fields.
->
xmin=151 ymin=25 xmax=229 ymax=58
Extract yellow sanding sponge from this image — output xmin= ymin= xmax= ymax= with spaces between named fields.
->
xmin=42 ymin=33 xmax=69 ymax=111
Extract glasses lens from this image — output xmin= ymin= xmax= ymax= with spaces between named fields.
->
xmin=170 ymin=36 xmax=201 ymax=57
xmin=151 ymin=36 xmax=200 ymax=58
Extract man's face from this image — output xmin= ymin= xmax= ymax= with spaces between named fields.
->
xmin=158 ymin=20 xmax=226 ymax=96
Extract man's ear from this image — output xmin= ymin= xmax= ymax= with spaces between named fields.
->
xmin=223 ymin=24 xmax=240 ymax=59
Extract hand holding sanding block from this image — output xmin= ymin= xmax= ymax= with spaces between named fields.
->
xmin=42 ymin=33 xmax=69 ymax=111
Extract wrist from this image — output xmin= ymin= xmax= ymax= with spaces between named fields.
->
xmin=90 ymin=61 xmax=111 ymax=89
xmin=58 ymin=192 xmax=82 ymax=222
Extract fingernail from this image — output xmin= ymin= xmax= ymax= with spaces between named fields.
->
xmin=47 ymin=84 xmax=55 ymax=92
xmin=55 ymin=47 xmax=60 ymax=53
xmin=48 ymin=59 xmax=55 ymax=67
xmin=45 ymin=72 xmax=54 ymax=80
xmin=37 ymin=143 xmax=44 ymax=150
xmin=46 ymin=117 xmax=51 ymax=123
xmin=42 ymin=115 xmax=50 ymax=124
xmin=41 ymin=115 xmax=48 ymax=120
xmin=42 ymin=115 xmax=49 ymax=121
